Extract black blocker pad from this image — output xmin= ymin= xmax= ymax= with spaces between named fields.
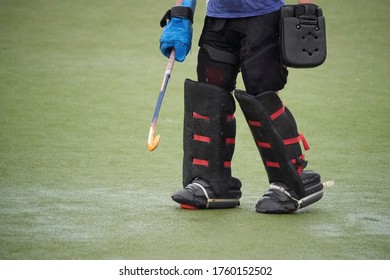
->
xmin=280 ymin=4 xmax=327 ymax=68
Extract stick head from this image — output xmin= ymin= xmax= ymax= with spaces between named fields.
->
xmin=148 ymin=135 xmax=160 ymax=151
xmin=147 ymin=126 xmax=160 ymax=151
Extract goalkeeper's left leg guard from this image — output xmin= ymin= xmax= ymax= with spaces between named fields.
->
xmin=234 ymin=89 xmax=324 ymax=213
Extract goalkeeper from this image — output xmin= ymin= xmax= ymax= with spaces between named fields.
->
xmin=159 ymin=0 xmax=325 ymax=214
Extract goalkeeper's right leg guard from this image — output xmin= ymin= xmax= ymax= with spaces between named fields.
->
xmin=171 ymin=79 xmax=242 ymax=209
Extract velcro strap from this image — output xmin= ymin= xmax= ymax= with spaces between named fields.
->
xmin=160 ymin=6 xmax=194 ymax=28
xmin=284 ymin=132 xmax=310 ymax=151
xmin=256 ymin=132 xmax=310 ymax=151
xmin=171 ymin=6 xmax=194 ymax=22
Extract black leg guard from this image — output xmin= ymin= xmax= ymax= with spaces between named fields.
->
xmin=234 ymin=90 xmax=323 ymax=213
xmin=171 ymin=79 xmax=242 ymax=209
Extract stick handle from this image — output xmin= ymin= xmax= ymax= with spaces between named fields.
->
xmin=163 ymin=49 xmax=176 ymax=81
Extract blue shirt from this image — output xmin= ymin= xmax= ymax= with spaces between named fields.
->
xmin=206 ymin=0 xmax=285 ymax=18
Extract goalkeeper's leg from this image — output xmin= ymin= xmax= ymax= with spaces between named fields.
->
xmin=235 ymin=90 xmax=324 ymax=214
xmin=171 ymin=79 xmax=242 ymax=209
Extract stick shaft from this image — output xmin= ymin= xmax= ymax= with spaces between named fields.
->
xmin=150 ymin=50 xmax=176 ymax=129
xmin=150 ymin=0 xmax=181 ymax=127
xmin=147 ymin=0 xmax=181 ymax=151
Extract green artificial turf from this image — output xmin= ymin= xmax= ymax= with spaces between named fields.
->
xmin=1 ymin=0 xmax=389 ymax=260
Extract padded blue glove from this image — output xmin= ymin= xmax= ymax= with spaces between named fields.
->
xmin=160 ymin=7 xmax=194 ymax=62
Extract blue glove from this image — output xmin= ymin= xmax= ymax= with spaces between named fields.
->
xmin=160 ymin=7 xmax=193 ymax=62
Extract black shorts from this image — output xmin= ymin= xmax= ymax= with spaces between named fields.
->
xmin=197 ymin=11 xmax=288 ymax=94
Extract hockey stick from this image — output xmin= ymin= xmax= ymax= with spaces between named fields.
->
xmin=147 ymin=49 xmax=176 ymax=151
